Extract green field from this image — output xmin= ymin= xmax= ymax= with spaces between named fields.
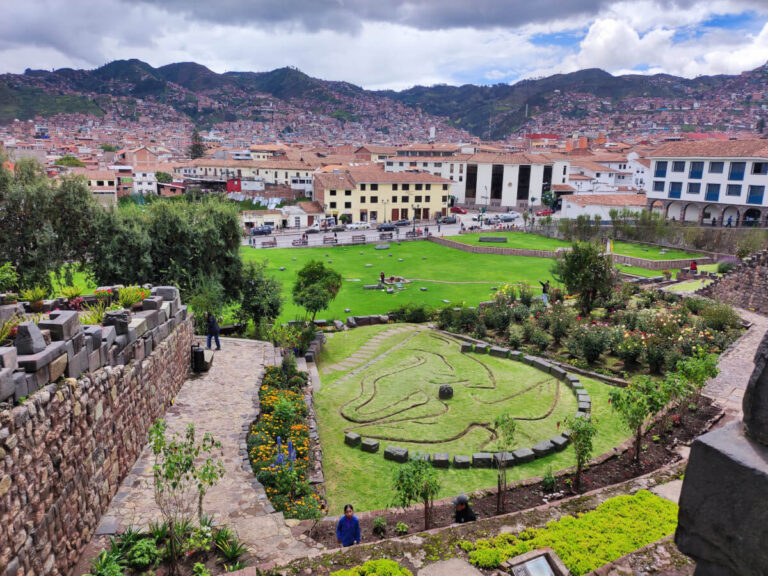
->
xmin=615 ymin=264 xmax=674 ymax=278
xmin=315 ymin=325 xmax=631 ymax=513
xmin=611 ymin=241 xmax=701 ymax=261
xmin=242 ymin=242 xmax=557 ymax=322
xmin=667 ymin=279 xmax=713 ymax=292
xmin=445 ymin=231 xmax=570 ymax=250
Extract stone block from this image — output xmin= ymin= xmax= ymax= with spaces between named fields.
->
xmin=578 ymin=401 xmax=591 ymax=412
xmin=151 ymin=286 xmax=179 ymax=301
xmin=355 ymin=315 xmax=371 ymax=326
xmin=114 ymin=334 xmax=129 ymax=353
xmin=133 ymin=340 xmax=145 ymax=363
xmin=512 ymin=448 xmax=536 ymax=463
xmin=432 ymin=453 xmax=450 ymax=468
xmin=169 ymin=297 xmax=180 ymax=317
xmin=493 ymin=452 xmax=515 ymax=467
xmin=144 ymin=335 xmax=153 ymax=357
xmin=71 ymin=331 xmax=86 ymax=355
xmin=744 ymin=331 xmax=768 ymax=444
xmin=344 ymin=432 xmax=361 ymax=447
xmin=39 ymin=311 xmax=82 ymax=341
xmin=103 ymin=310 xmax=131 ymax=335
xmin=17 ymin=341 xmax=65 ymax=372
xmin=532 ymin=440 xmax=556 ymax=456
xmin=134 ymin=309 xmax=159 ymax=331
xmin=460 ymin=343 xmax=473 ymax=353
xmin=550 ymin=435 xmax=569 ymax=451
xmin=571 ymin=380 xmax=584 ymax=390
xmin=129 ymin=317 xmax=148 ymax=338
xmin=565 ymin=374 xmax=580 ymax=386
xmin=14 ymin=374 xmax=29 ymax=402
xmin=67 ymin=349 xmax=88 ymax=379
xmin=453 ymin=455 xmax=471 ymax=469
xmin=15 ymin=322 xmax=46 ymax=355
xmin=523 ymin=354 xmax=536 ymax=366
xmin=157 ymin=321 xmax=170 ymax=342
xmin=160 ymin=300 xmax=172 ymax=318
xmin=472 ymin=452 xmax=493 ymax=468
xmin=489 ymin=346 xmax=509 ymax=358
xmin=157 ymin=308 xmax=168 ymax=325
xmin=384 ymin=446 xmax=408 ymax=463
xmin=333 ymin=320 xmax=345 ymax=331
xmin=142 ymin=296 xmax=164 ymax=310
xmin=0 ymin=368 xmax=14 ymax=402
xmin=577 ymin=392 xmax=591 ymax=403
xmin=29 ymin=365 xmax=48 ymax=391
xmin=676 ymin=422 xmax=768 ymax=575
xmin=346 ymin=317 xmax=357 ymax=328
xmin=439 ymin=385 xmax=453 ymax=399
xmin=0 ymin=303 xmax=24 ymax=324
xmin=474 ymin=343 xmax=489 ymax=354
xmin=379 ymin=315 xmax=389 ymax=323
xmin=0 ymin=347 xmax=18 ymax=370
xmin=100 ymin=342 xmax=108 ymax=366
xmin=179 ymin=305 xmax=188 ymax=321
xmin=101 ymin=325 xmax=116 ymax=349
xmin=509 ymin=350 xmax=523 ymax=360
xmin=88 ymin=350 xmax=101 ymax=373
xmin=550 ymin=366 xmax=568 ymax=380
xmin=361 ymin=438 xmax=379 ymax=453
xmin=48 ymin=354 xmax=68 ymax=382
xmin=532 ymin=358 xmax=551 ymax=373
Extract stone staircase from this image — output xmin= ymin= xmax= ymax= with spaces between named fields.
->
xmin=698 ymin=250 xmax=768 ymax=314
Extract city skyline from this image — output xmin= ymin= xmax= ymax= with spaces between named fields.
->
xmin=1 ymin=1 xmax=768 ymax=90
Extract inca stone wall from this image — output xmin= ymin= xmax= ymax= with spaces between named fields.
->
xmin=0 ymin=315 xmax=193 ymax=576
xmin=699 ymin=250 xmax=768 ymax=314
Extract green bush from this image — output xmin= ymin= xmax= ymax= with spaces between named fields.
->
xmin=567 ymin=323 xmax=610 ymax=364
xmin=331 ymin=559 xmax=413 ymax=576
xmin=372 ymin=516 xmax=387 ymax=537
xmin=510 ymin=303 xmax=530 ymax=322
xmin=125 ymin=538 xmax=159 ymax=571
xmin=437 ymin=307 xmax=456 ymax=330
xmin=717 ymin=259 xmax=738 ymax=273
xmin=530 ymin=328 xmax=550 ymax=352
xmin=518 ymin=283 xmax=534 ymax=306
xmin=389 ymin=303 xmax=433 ymax=323
xmin=0 ymin=262 xmax=19 ymax=292
xmin=521 ymin=319 xmax=536 ymax=343
xmin=468 ymin=548 xmax=505 ymax=569
xmin=701 ymin=303 xmax=741 ymax=332
xmin=508 ymin=328 xmax=522 ymax=350
xmin=683 ymin=297 xmax=708 ymax=315
xmin=482 ymin=304 xmax=511 ymax=332
xmin=395 ymin=522 xmax=409 ymax=535
xmin=118 ymin=285 xmax=150 ymax=309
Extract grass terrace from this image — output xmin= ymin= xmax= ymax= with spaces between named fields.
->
xmin=611 ymin=241 xmax=702 ymax=261
xmin=444 ymin=231 xmax=570 ymax=250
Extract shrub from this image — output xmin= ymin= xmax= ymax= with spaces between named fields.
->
xmin=508 ymin=328 xmax=522 ymax=350
xmin=567 ymin=323 xmax=610 ymax=364
xmin=372 ymin=516 xmax=387 ymax=537
xmin=530 ymin=328 xmax=550 ymax=352
xmin=216 ymin=535 xmax=248 ymax=562
xmin=20 ymin=285 xmax=47 ymax=302
xmin=683 ymin=297 xmax=708 ymax=315
xmin=0 ymin=262 xmax=19 ymax=293
xmin=701 ymin=302 xmax=741 ymax=332
xmin=521 ymin=319 xmax=536 ymax=343
xmin=518 ymin=283 xmax=534 ymax=306
xmin=643 ymin=336 xmax=667 ymax=374
xmin=437 ymin=307 xmax=456 ymax=330
xmin=60 ymin=285 xmax=84 ymax=300
xmin=389 ymin=303 xmax=433 ymax=323
xmin=542 ymin=466 xmax=556 ymax=492
xmin=615 ymin=331 xmax=644 ymax=366
xmin=482 ymin=305 xmax=511 ymax=332
xmin=85 ymin=550 xmax=125 ymax=576
xmin=118 ymin=285 xmax=150 ymax=309
xmin=717 ymin=258 xmax=739 ymax=273
xmin=395 ymin=522 xmax=409 ymax=536
xmin=510 ymin=303 xmax=530 ymax=322
xmin=458 ymin=307 xmax=486 ymax=337
xmin=331 ymin=559 xmax=413 ymax=576
xmin=192 ymin=563 xmax=211 ymax=576
xmin=469 ymin=548 xmax=505 ymax=570
xmin=125 ymin=538 xmax=159 ymax=571
xmin=80 ymin=301 xmax=107 ymax=325
xmin=549 ymin=305 xmax=574 ymax=344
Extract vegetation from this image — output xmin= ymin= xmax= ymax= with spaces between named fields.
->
xmin=55 ymin=155 xmax=86 ymax=167
xmin=552 ymin=242 xmax=616 ymax=314
xmin=237 ymin=261 xmax=283 ymax=328
xmin=493 ymin=412 xmax=517 ymax=514
xmin=563 ymin=415 xmax=598 ymax=492
xmin=0 ymin=81 xmax=103 ymax=123
xmin=189 ymin=129 xmax=205 ymax=159
xmin=292 ymin=260 xmax=342 ymax=321
xmin=331 ymin=559 xmax=412 ymax=576
xmin=391 ymin=457 xmax=441 ymax=531
xmin=446 ymin=231 xmax=569 ymax=250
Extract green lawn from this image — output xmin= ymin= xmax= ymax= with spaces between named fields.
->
xmin=242 ymin=242 xmax=558 ymax=322
xmin=611 ymin=241 xmax=701 ymax=261
xmin=445 ymin=231 xmax=570 ymax=250
xmin=315 ymin=325 xmax=631 ymax=513
xmin=667 ymin=279 xmax=713 ymax=292
xmin=615 ymin=264 xmax=675 ymax=278
xmin=49 ymin=266 xmax=97 ymax=296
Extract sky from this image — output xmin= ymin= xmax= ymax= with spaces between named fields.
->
xmin=1 ymin=0 xmax=768 ymax=90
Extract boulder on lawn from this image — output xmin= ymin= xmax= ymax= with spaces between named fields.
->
xmin=345 ymin=432 xmax=361 ymax=447
xmin=453 ymin=455 xmax=471 ymax=469
xmin=361 ymin=438 xmax=379 ymax=453
xmin=432 ymin=453 xmax=450 ymax=468
xmin=384 ymin=446 xmax=408 ymax=463
xmin=439 ymin=385 xmax=454 ymax=400
xmin=472 ymin=452 xmax=493 ymax=468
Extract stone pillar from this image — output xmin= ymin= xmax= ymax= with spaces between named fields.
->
xmin=676 ymin=332 xmax=768 ymax=575
xmin=738 ymin=210 xmax=746 ymax=227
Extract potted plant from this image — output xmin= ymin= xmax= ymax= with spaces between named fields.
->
xmin=662 ymin=269 xmax=672 ymax=280
xmin=60 ymin=285 xmax=84 ymax=311
xmin=118 ymin=285 xmax=150 ymax=310
xmin=3 ymin=292 xmax=18 ymax=305
xmin=21 ymin=286 xmax=48 ymax=312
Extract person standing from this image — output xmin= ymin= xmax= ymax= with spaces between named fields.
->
xmin=727 ymin=215 xmax=733 ymax=228
xmin=453 ymin=494 xmax=477 ymax=524
xmin=539 ymin=280 xmax=550 ymax=306
xmin=205 ymin=311 xmax=221 ymax=350
xmin=336 ymin=504 xmax=361 ymax=547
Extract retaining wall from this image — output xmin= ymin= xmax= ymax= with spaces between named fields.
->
xmin=427 ymin=236 xmax=563 ymax=257
xmin=0 ymin=316 xmax=194 ymax=576
xmin=611 ymin=254 xmax=712 ymax=270
xmin=699 ymin=249 xmax=768 ymax=314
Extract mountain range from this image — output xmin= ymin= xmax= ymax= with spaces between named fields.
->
xmin=1 ymin=59 xmax=766 ymax=138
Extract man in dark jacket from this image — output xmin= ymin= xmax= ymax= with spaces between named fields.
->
xmin=454 ymin=494 xmax=477 ymax=524
xmin=205 ymin=311 xmax=221 ymax=351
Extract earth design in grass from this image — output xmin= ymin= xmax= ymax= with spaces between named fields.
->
xmin=336 ymin=330 xmax=577 ymax=453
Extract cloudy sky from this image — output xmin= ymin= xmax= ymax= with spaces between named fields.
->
xmin=2 ymin=0 xmax=768 ymax=90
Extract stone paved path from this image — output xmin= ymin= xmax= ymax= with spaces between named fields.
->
xmin=704 ymin=308 xmax=768 ymax=420
xmin=80 ymin=337 xmax=320 ymax=569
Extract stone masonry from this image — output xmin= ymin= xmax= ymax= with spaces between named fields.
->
xmin=699 ymin=249 xmax=768 ymax=314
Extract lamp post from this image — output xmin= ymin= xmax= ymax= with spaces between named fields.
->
xmin=382 ymin=199 xmax=388 ymax=223
xmin=412 ymin=204 xmax=417 ymax=234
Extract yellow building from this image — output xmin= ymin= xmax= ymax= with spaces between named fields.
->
xmin=314 ymin=165 xmax=452 ymax=223
xmin=174 ymin=159 xmax=317 ymax=186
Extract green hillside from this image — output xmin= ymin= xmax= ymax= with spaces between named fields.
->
xmin=0 ymin=82 xmax=103 ymax=123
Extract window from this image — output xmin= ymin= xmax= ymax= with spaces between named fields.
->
xmin=441 ymin=196 xmax=448 ymax=202
xmin=669 ymin=182 xmax=682 ymax=199
xmin=371 ymin=183 xmax=379 ymax=191
xmin=563 ymin=166 xmax=567 ymax=175
xmin=361 ymin=183 xmax=366 ymax=191
xmin=747 ymin=185 xmax=765 ymax=205
xmin=391 ymin=195 xmax=397 ymax=202
xmin=344 ymin=202 xmax=351 ymax=209
xmin=386 ymin=161 xmax=393 ymax=166
xmin=705 ymin=183 xmax=720 ymax=202
xmin=399 ymin=162 xmax=404 ymax=167
xmin=596 ymin=173 xmax=601 ymax=178
xmin=393 ymin=184 xmax=398 ymax=191
xmin=329 ymin=202 xmax=337 ymax=208
xmin=415 ymin=184 xmax=423 ymax=191
xmin=330 ymin=189 xmax=337 ymax=196
xmin=442 ymin=184 xmax=449 ymax=191
xmin=672 ymin=161 xmax=686 ymax=172
xmin=97 ymin=180 xmax=104 ymax=186
xmin=425 ymin=184 xmax=431 ymax=190
xmin=687 ymin=183 xmax=701 ymax=194
xmin=360 ymin=197 xmax=366 ymax=203
xmin=434 ymin=162 xmax=442 ymax=167
xmin=402 ymin=184 xmax=410 ymax=191
xmin=459 ymin=164 xmax=464 ymax=173
xmin=345 ymin=190 xmax=352 ymax=196
xmin=284 ymin=172 xmax=288 ymax=178
xmin=653 ymin=181 xmax=665 ymax=192
xmin=450 ymin=164 xmax=454 ymax=173
xmin=709 ymin=161 xmax=724 ymax=173
xmin=689 ymin=161 xmax=704 ymax=179
xmin=726 ymin=184 xmax=742 ymax=196
xmin=370 ymin=196 xmax=378 ymax=203
xmin=414 ymin=196 xmax=423 ymax=203
xmin=753 ymin=162 xmax=768 ymax=175
xmin=654 ymin=161 xmax=668 ymax=178
xmin=422 ymin=163 xmax=428 ymax=167
xmin=729 ymin=162 xmax=746 ymax=181
xmin=425 ymin=196 xmax=431 ymax=202
xmin=401 ymin=196 xmax=408 ymax=203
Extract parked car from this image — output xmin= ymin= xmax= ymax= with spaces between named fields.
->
xmin=395 ymin=219 xmax=411 ymax=227
xmin=251 ymin=225 xmax=272 ymax=236
xmin=471 ymin=214 xmax=491 ymax=222
xmin=439 ymin=216 xmax=457 ymax=224
xmin=305 ymin=223 xmax=321 ymax=233
xmin=331 ymin=223 xmax=346 ymax=232
xmin=347 ymin=221 xmax=370 ymax=230
xmin=377 ymin=222 xmax=396 ymax=231
xmin=535 ymin=208 xmax=554 ymax=217
xmin=450 ymin=206 xmax=467 ymax=214
xmin=498 ymin=213 xmax=519 ymax=222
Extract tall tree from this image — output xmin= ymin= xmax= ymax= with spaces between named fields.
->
xmin=564 ymin=414 xmax=598 ymax=492
xmin=292 ymin=261 xmax=342 ymax=320
xmin=189 ymin=129 xmax=205 ymax=159
xmin=391 ymin=457 xmax=441 ymax=531
xmin=238 ymin=261 xmax=283 ymax=328
xmin=552 ymin=241 xmax=616 ymax=314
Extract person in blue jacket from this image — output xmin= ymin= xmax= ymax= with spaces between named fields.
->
xmin=336 ymin=503 xmax=361 ymax=547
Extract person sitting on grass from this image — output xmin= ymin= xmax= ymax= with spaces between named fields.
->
xmin=336 ymin=504 xmax=361 ymax=547
xmin=453 ymin=494 xmax=477 ymax=524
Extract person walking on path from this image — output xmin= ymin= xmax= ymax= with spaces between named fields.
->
xmin=539 ymin=280 xmax=550 ymax=306
xmin=336 ymin=504 xmax=361 ymax=547
xmin=727 ymin=215 xmax=733 ymax=228
xmin=205 ymin=311 xmax=221 ymax=350
xmin=453 ymin=494 xmax=477 ymax=524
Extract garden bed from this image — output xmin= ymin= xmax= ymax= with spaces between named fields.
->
xmin=306 ymin=394 xmax=720 ymax=549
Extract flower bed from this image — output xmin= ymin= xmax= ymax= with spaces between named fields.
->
xmin=247 ymin=362 xmax=324 ymax=520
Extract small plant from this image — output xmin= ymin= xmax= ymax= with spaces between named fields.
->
xmin=224 ymin=562 xmax=247 ymax=573
xmin=125 ymin=538 xmax=159 ymax=571
xmin=81 ymin=301 xmax=107 ymax=325
xmin=94 ymin=287 xmax=114 ymax=301
xmin=469 ymin=548 xmax=505 ymax=570
xmin=216 ymin=535 xmax=248 ymax=562
xmin=372 ymin=516 xmax=387 ymax=537
xmin=192 ymin=563 xmax=211 ymax=576
xmin=85 ymin=550 xmax=125 ymax=576
xmin=331 ymin=559 xmax=413 ymax=576
xmin=395 ymin=522 xmax=409 ymax=536
xmin=147 ymin=520 xmax=169 ymax=542
xmin=542 ymin=466 xmax=556 ymax=492
xmin=0 ymin=262 xmax=19 ymax=293
xmin=184 ymin=526 xmax=214 ymax=555
xmin=3 ymin=292 xmax=18 ymax=304
xmin=21 ymin=285 xmax=47 ymax=303
xmin=60 ymin=285 xmax=84 ymax=300
xmin=118 ymin=285 xmax=150 ymax=308
xmin=214 ymin=525 xmax=234 ymax=549
xmin=0 ymin=316 xmax=21 ymax=346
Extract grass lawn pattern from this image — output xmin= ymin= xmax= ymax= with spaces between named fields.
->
xmin=445 ymin=231 xmax=570 ymax=250
xmin=241 ymin=242 xmax=557 ymax=322
xmin=316 ymin=325 xmax=631 ymax=513
xmin=667 ymin=279 xmax=713 ymax=292
xmin=611 ymin=241 xmax=701 ymax=261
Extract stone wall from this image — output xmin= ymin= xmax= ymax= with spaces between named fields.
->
xmin=427 ymin=236 xmax=564 ymax=258
xmin=0 ymin=315 xmax=193 ymax=576
xmin=611 ymin=253 xmax=712 ymax=270
xmin=699 ymin=250 xmax=768 ymax=314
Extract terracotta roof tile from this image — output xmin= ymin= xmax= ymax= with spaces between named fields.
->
xmin=565 ymin=193 xmax=646 ymax=207
xmin=650 ymin=139 xmax=768 ymax=158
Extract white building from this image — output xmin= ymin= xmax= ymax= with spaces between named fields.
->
xmin=645 ymin=140 xmax=768 ymax=227
xmin=561 ymin=193 xmax=647 ymax=220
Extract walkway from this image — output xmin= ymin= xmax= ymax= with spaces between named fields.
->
xmin=78 ymin=337 xmax=321 ymax=570
xmin=704 ymin=308 xmax=768 ymax=420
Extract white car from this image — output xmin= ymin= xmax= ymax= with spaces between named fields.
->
xmin=347 ymin=221 xmax=370 ymax=230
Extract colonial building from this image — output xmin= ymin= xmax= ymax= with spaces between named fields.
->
xmin=646 ymin=140 xmax=768 ymax=226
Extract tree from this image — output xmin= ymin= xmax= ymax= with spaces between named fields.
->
xmin=100 ymin=143 xmax=117 ymax=152
xmin=156 ymin=171 xmax=173 ymax=183
xmin=552 ymin=241 xmax=616 ymax=314
xmin=493 ymin=412 xmax=517 ymax=514
xmin=148 ymin=419 xmax=224 ymax=576
xmin=564 ymin=414 xmax=598 ymax=492
xmin=292 ymin=261 xmax=342 ymax=321
xmin=237 ymin=261 xmax=282 ymax=328
xmin=757 ymin=117 xmax=765 ymax=134
xmin=189 ymin=129 xmax=205 ymax=159
xmin=675 ymin=348 xmax=719 ymax=402
xmin=55 ymin=155 xmax=86 ymax=167
xmin=609 ymin=377 xmax=660 ymax=463
xmin=391 ymin=457 xmax=441 ymax=531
